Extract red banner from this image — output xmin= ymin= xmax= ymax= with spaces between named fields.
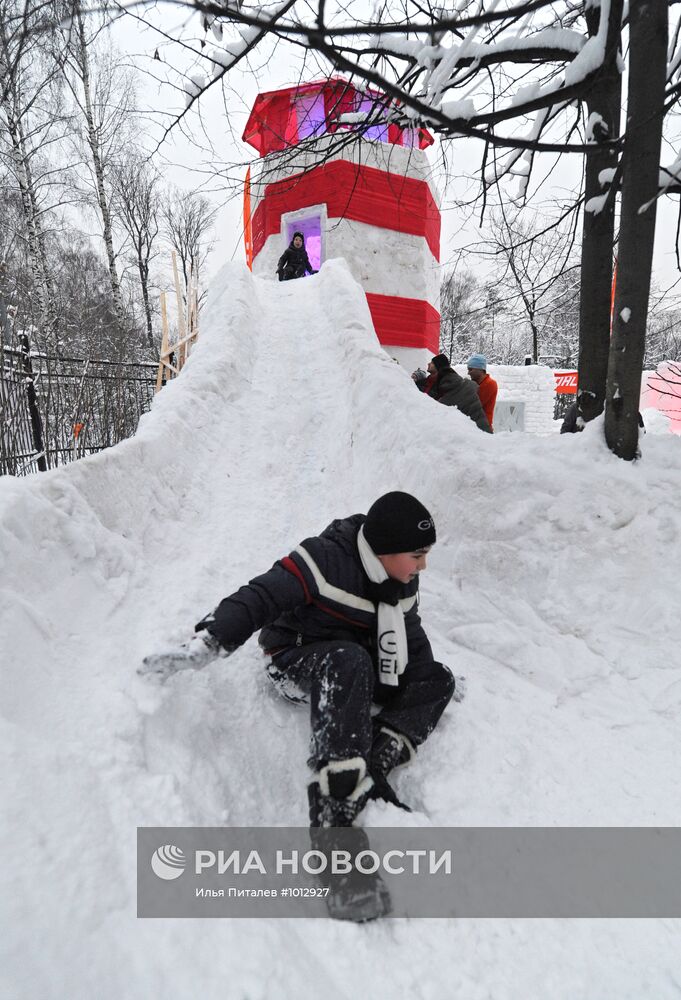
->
xmin=555 ymin=370 xmax=578 ymax=394
xmin=366 ymin=293 xmax=440 ymax=353
xmin=252 ymin=160 xmax=440 ymax=261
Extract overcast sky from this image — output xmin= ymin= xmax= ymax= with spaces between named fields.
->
xmin=113 ymin=5 xmax=681 ymax=305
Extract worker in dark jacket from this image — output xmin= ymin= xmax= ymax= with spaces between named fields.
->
xmin=140 ymin=492 xmax=454 ymax=834
xmin=427 ymin=354 xmax=492 ymax=433
xmin=277 ymin=231 xmax=316 ymax=281
xmin=412 ymin=366 xmax=437 ymax=394
xmin=560 ymin=401 xmax=582 ymax=434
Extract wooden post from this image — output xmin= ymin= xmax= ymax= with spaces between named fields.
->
xmin=186 ymin=267 xmax=193 ymax=358
xmin=155 ymin=291 xmax=170 ymax=393
xmin=19 ymin=332 xmax=47 ymax=471
xmin=171 ymin=251 xmax=187 ymax=370
xmin=187 ymin=265 xmax=199 ymax=353
xmin=187 ymin=266 xmax=196 ymax=350
xmin=192 ymin=284 xmax=199 ymax=349
xmin=155 ymin=255 xmax=200 ymax=391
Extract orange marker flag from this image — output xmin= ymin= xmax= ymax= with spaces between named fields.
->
xmin=244 ymin=167 xmax=253 ymax=271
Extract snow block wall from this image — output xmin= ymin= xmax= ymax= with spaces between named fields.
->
xmin=454 ymin=363 xmax=556 ymax=433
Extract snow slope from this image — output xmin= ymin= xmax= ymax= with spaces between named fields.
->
xmin=1 ymin=260 xmax=680 ymax=999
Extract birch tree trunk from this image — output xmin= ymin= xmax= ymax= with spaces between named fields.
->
xmin=5 ymin=111 xmax=57 ymax=337
xmin=72 ymin=0 xmax=123 ymax=322
xmin=605 ymin=0 xmax=668 ymax=460
xmin=17 ymin=117 xmax=60 ymax=338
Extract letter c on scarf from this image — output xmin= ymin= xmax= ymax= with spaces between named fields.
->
xmin=379 ymin=630 xmax=397 ymax=655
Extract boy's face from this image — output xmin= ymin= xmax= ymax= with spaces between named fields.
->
xmin=378 ymin=548 xmax=431 ymax=584
xmin=293 ymin=236 xmax=303 ymax=248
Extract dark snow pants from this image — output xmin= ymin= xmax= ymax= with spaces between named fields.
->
xmin=278 ymin=265 xmax=306 ymax=281
xmin=270 ymin=640 xmax=455 ymax=767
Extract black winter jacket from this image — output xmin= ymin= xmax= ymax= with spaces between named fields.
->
xmin=277 ymin=241 xmax=314 ymax=278
xmin=429 ymin=367 xmax=492 ymax=433
xmin=561 ymin=401 xmax=644 ymax=434
xmin=196 ymin=514 xmax=434 ymax=667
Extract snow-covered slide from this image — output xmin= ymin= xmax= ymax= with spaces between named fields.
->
xmin=2 ymin=260 xmax=680 ymax=999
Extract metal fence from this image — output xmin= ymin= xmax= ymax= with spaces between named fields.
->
xmin=0 ymin=337 xmax=157 ymax=477
xmin=553 ymin=393 xmax=574 ymax=423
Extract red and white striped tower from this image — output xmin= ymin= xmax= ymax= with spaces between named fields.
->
xmin=243 ymin=78 xmax=441 ymax=368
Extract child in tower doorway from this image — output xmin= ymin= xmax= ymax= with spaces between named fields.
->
xmin=277 ymin=231 xmax=317 ymax=281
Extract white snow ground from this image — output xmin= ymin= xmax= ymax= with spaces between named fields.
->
xmin=1 ymin=260 xmax=680 ymax=999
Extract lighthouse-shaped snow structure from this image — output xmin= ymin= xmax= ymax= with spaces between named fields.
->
xmin=243 ymin=78 xmax=441 ymax=366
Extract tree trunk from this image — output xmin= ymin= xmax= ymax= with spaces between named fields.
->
xmin=0 ymin=261 xmax=11 ymax=344
xmin=5 ymin=115 xmax=54 ymax=336
xmin=605 ymin=0 xmax=668 ymax=460
xmin=138 ymin=257 xmax=154 ymax=349
xmin=17 ymin=118 xmax=60 ymax=339
xmin=576 ymin=0 xmax=623 ymax=423
xmin=74 ymin=1 xmax=123 ymax=322
xmin=20 ymin=331 xmax=47 ymax=471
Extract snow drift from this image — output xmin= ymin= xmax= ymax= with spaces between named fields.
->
xmin=1 ymin=260 xmax=680 ymax=999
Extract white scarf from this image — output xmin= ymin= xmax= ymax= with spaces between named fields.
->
xmin=357 ymin=525 xmax=409 ymax=687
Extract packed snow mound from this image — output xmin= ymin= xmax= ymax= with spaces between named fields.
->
xmin=641 ymin=405 xmax=673 ymax=435
xmin=1 ymin=259 xmax=680 ymax=999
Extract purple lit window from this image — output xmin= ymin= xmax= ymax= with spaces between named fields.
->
xmin=357 ymin=98 xmax=389 ymax=142
xmin=295 ymin=93 xmax=327 ymax=140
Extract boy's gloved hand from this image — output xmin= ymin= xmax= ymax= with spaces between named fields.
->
xmin=452 ymin=675 xmax=466 ymax=703
xmin=138 ymin=632 xmax=237 ymax=682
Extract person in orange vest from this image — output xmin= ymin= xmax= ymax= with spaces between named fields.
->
xmin=467 ymin=354 xmax=498 ymax=431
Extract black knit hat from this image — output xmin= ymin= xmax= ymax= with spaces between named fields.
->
xmin=431 ymin=353 xmax=450 ymax=371
xmin=364 ymin=492 xmax=436 ymax=555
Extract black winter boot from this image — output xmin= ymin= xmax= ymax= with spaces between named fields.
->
xmin=307 ymin=759 xmax=392 ymax=920
xmin=310 ymin=826 xmax=392 ymax=922
xmin=369 ymin=726 xmax=415 ymax=811
xmin=307 ymin=758 xmax=374 ymax=828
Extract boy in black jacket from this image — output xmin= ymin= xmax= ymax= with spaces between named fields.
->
xmin=276 ymin=231 xmax=316 ymax=281
xmin=141 ymin=492 xmax=454 ymax=830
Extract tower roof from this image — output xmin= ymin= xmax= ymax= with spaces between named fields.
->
xmin=242 ymin=77 xmax=433 ymax=156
